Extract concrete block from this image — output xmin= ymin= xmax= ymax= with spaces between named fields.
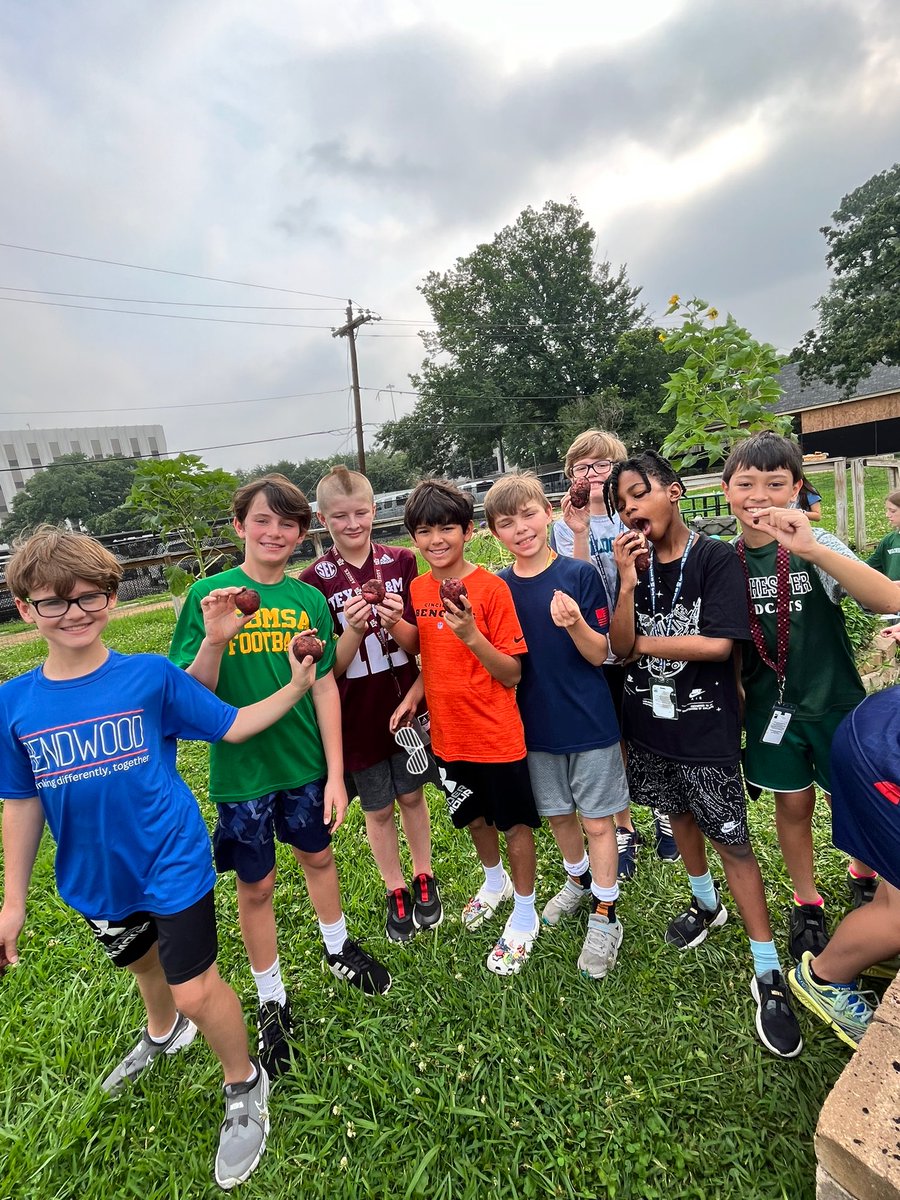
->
xmin=817 ymin=1165 xmax=859 ymax=1199
xmin=874 ymin=973 xmax=900 ymax=1034
xmin=815 ymin=1021 xmax=900 ymax=1200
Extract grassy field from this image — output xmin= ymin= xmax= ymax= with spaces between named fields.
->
xmin=0 ymin=529 xmax=888 ymax=1200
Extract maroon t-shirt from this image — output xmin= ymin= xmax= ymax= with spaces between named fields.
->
xmin=300 ymin=544 xmax=421 ymax=773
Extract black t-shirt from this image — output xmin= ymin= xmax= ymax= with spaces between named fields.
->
xmin=622 ymin=534 xmax=749 ymax=764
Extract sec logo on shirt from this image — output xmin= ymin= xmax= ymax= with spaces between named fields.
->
xmin=315 ymin=560 xmax=338 ymax=580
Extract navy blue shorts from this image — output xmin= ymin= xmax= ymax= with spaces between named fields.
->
xmin=831 ymin=689 xmax=900 ymax=890
xmin=213 ymin=780 xmax=332 ymax=883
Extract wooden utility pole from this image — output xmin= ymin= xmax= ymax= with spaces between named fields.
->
xmin=333 ymin=302 xmax=379 ymax=475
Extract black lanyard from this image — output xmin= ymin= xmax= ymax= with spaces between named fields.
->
xmin=735 ymin=538 xmax=791 ymax=704
xmin=329 ymin=544 xmax=403 ymax=698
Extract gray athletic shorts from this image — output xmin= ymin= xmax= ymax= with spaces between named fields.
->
xmin=526 ymin=746 xmax=629 ymax=820
xmin=346 ymin=750 xmax=440 ymax=813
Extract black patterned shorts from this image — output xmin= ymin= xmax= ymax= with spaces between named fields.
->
xmin=625 ymin=742 xmax=749 ymax=846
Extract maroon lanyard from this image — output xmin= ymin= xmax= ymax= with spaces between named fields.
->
xmin=329 ymin=544 xmax=403 ymax=698
xmin=735 ymin=538 xmax=791 ymax=703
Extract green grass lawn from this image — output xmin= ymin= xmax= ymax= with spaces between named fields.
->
xmin=0 ymin=552 xmax=879 ymax=1200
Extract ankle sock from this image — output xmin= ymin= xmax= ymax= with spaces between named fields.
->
xmin=809 ymin=961 xmax=849 ymax=989
xmin=748 ymin=938 xmax=781 ymax=977
xmin=508 ymin=889 xmax=537 ymax=934
xmin=148 ymin=1014 xmax=180 ymax=1044
xmin=688 ymin=870 xmax=718 ymax=912
xmin=847 ymin=865 xmax=877 ymax=880
xmin=482 ymin=860 xmax=507 ymax=894
xmin=251 ymin=957 xmax=287 ymax=1007
xmin=590 ymin=882 xmax=619 ymax=923
xmin=563 ymin=854 xmax=590 ymax=883
xmin=793 ymin=892 xmax=824 ymax=907
xmin=319 ymin=915 xmax=348 ymax=956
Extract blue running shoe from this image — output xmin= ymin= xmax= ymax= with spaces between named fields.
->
xmin=788 ymin=952 xmax=875 ymax=1049
xmin=616 ymin=827 xmax=639 ymax=881
xmin=653 ymin=811 xmax=680 ymax=862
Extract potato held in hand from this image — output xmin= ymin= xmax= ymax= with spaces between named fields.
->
xmin=292 ymin=632 xmax=324 ymax=663
xmin=234 ymin=588 xmax=261 ymax=615
xmin=360 ymin=578 xmax=386 ymax=605
xmin=568 ymin=478 xmax=592 ymax=509
xmin=439 ymin=577 xmax=468 ymax=609
xmin=632 ymin=531 xmax=651 ymax=573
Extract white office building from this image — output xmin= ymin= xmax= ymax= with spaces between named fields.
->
xmin=0 ymin=424 xmax=167 ymax=516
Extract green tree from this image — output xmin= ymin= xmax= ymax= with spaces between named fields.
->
xmin=796 ymin=163 xmax=900 ymax=393
xmin=126 ymin=454 xmax=239 ymax=578
xmin=377 ymin=199 xmax=646 ymax=474
xmin=556 ymin=327 xmax=681 ymax=455
xmin=659 ymin=297 xmax=791 ymax=470
xmin=2 ymin=453 xmax=142 ymax=539
xmin=235 ymin=450 xmax=415 ymax=497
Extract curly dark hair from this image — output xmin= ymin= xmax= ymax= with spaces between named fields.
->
xmin=603 ymin=450 xmax=685 ymax=518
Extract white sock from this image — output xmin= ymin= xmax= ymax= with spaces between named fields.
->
xmin=482 ymin=860 xmax=507 ymax=893
xmin=563 ymin=854 xmax=590 ymax=880
xmin=251 ymin=957 xmax=287 ymax=1007
xmin=508 ymin=889 xmax=537 ymax=933
xmin=591 ymin=881 xmax=620 ymax=904
xmin=148 ymin=1014 xmax=179 ymax=1044
xmin=319 ymin=915 xmax=348 ymax=956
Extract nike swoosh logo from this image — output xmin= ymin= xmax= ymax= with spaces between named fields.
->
xmin=514 ymin=635 xmax=525 ymax=643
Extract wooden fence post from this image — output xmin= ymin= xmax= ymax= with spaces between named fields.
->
xmin=851 ymin=457 xmax=867 ymax=548
xmin=833 ymin=458 xmax=849 ymax=544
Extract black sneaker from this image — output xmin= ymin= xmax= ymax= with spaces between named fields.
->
xmin=788 ymin=903 xmax=830 ymax=960
xmin=411 ymin=873 xmax=444 ymax=931
xmin=665 ymin=890 xmax=728 ymax=950
xmin=326 ymin=939 xmax=392 ymax=995
xmin=653 ymin=811 xmax=681 ymax=862
xmin=257 ymin=999 xmax=293 ymax=1080
xmin=386 ymin=887 xmax=416 ymax=942
xmin=750 ymin=970 xmax=803 ymax=1058
xmin=847 ymin=871 xmax=879 ymax=909
xmin=616 ymin=827 xmax=639 ymax=881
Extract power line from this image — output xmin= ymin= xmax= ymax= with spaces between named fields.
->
xmin=0 ymin=241 xmax=351 ymax=301
xmin=0 ymin=286 xmax=346 ymax=312
xmin=0 ymin=294 xmax=339 ymax=329
xmin=0 ymin=387 xmax=349 ymax=418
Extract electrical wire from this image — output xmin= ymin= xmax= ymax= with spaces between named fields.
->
xmin=0 ymin=286 xmax=346 ymax=311
xmin=0 ymin=388 xmax=351 ymax=418
xmin=0 ymin=295 xmax=339 ymax=329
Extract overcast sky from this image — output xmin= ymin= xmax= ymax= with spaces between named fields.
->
xmin=1 ymin=0 xmax=897 ymax=473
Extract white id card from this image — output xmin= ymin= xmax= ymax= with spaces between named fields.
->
xmin=651 ymin=684 xmax=678 ymax=720
xmin=760 ymin=704 xmax=796 ymax=745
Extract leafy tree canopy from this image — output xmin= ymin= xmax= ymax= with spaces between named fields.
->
xmin=377 ymin=199 xmax=646 ymax=473
xmin=2 ymin=453 xmax=144 ymax=540
xmin=796 ymin=163 xmax=900 ymax=393
xmin=234 ymin=449 xmax=415 ymax=498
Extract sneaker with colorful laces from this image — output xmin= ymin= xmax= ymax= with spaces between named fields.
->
xmin=750 ymin=970 xmax=803 ymax=1058
xmin=788 ymin=951 xmax=875 ymax=1048
xmin=411 ymin=873 xmax=444 ymax=930
xmin=577 ymin=913 xmax=624 ymax=979
xmin=616 ymin=827 xmax=639 ymax=882
xmin=461 ymin=874 xmax=513 ymax=930
xmin=541 ymin=879 xmax=590 ymax=925
xmin=653 ymin=811 xmax=681 ymax=862
xmin=100 ymin=1012 xmax=197 ymax=1095
xmin=386 ymin=887 xmax=416 ymax=942
xmin=486 ymin=913 xmax=540 ymax=976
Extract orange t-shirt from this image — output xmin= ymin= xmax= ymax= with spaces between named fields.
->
xmin=410 ymin=566 xmax=527 ymax=763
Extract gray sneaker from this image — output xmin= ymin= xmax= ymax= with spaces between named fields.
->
xmin=541 ymin=880 xmax=590 ymax=926
xmin=215 ymin=1060 xmax=270 ymax=1190
xmin=100 ymin=1012 xmax=197 ymax=1095
xmin=577 ymin=914 xmax=624 ymax=979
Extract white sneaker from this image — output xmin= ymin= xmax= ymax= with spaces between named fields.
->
xmin=577 ymin=914 xmax=624 ymax=979
xmin=461 ymin=875 xmax=513 ymax=930
xmin=541 ymin=880 xmax=590 ymax=926
xmin=486 ymin=913 xmax=540 ymax=976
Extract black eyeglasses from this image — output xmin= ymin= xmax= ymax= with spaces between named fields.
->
xmin=572 ymin=460 xmax=613 ymax=477
xmin=26 ymin=591 xmax=112 ymax=618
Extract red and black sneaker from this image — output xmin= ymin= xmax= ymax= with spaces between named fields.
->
xmin=386 ymin=887 xmax=416 ymax=942
xmin=411 ymin=873 xmax=444 ymax=931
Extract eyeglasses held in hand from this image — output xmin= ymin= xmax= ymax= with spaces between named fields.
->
xmin=26 ymin=591 xmax=112 ymax=618
xmin=571 ymin=460 xmax=613 ymax=477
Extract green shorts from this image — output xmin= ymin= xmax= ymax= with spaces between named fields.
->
xmin=743 ymin=706 xmax=854 ymax=795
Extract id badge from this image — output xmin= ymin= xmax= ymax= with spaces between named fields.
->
xmin=651 ymin=684 xmax=678 ymax=720
xmin=760 ymin=703 xmax=796 ymax=745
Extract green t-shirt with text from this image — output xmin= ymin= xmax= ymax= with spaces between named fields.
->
xmin=168 ymin=566 xmax=337 ymax=803
xmin=740 ymin=529 xmax=865 ymax=723
xmin=867 ymin=530 xmax=900 ymax=582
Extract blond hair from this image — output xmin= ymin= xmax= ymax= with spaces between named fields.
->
xmin=316 ymin=465 xmax=374 ymax=512
xmin=564 ymin=429 xmax=627 ymax=479
xmin=483 ymin=473 xmax=549 ymax=530
xmin=6 ymin=525 xmax=123 ymax=600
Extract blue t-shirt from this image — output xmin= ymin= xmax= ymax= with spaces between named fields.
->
xmin=0 ymin=651 xmax=238 ymax=921
xmin=498 ymin=556 xmax=620 ymax=753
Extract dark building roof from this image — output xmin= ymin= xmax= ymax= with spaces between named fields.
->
xmin=774 ymin=362 xmax=900 ymax=414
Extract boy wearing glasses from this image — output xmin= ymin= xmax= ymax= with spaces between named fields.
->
xmin=550 ymin=430 xmax=677 ymax=876
xmin=0 ymin=526 xmax=322 ymax=1188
